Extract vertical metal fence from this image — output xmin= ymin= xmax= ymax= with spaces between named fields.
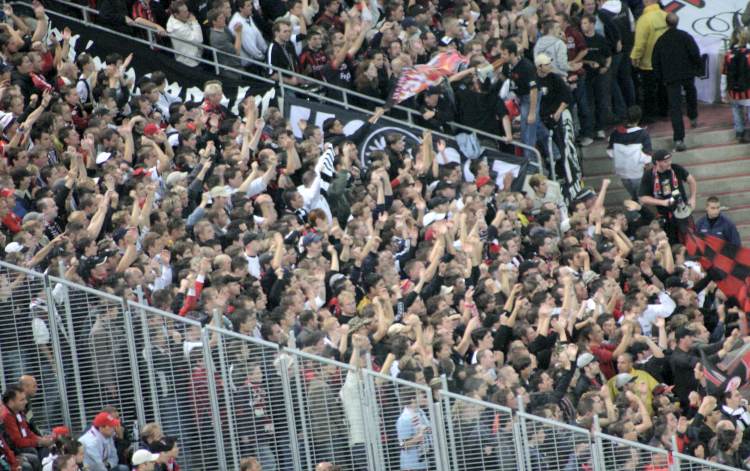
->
xmin=0 ymin=261 xmax=741 ymax=471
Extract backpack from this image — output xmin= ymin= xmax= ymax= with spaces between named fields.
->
xmin=728 ymin=49 xmax=750 ymax=93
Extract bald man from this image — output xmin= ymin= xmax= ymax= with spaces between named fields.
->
xmin=18 ymin=376 xmax=41 ymax=435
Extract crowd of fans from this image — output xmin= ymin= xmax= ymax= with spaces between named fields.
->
xmin=0 ymin=0 xmax=749 ymax=470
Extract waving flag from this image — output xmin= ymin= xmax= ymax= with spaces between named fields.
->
xmin=685 ymin=231 xmax=750 ymax=393
xmin=388 ymin=51 xmax=469 ymax=105
xmin=683 ymin=232 xmax=750 ymax=312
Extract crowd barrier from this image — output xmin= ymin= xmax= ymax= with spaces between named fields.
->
xmin=0 ymin=261 xmax=739 ymax=471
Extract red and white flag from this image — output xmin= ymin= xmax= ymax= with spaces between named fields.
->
xmin=388 ymin=51 xmax=469 ymax=105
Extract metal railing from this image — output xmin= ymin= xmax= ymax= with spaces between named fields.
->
xmin=0 ymin=259 xmax=738 ymax=471
xmin=18 ymin=0 xmax=543 ymax=171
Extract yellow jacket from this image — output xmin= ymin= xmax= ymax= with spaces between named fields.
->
xmin=630 ymin=4 xmax=668 ymax=71
xmin=607 ymin=368 xmax=659 ymax=416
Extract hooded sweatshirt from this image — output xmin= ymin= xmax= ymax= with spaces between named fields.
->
xmin=533 ymin=35 xmax=569 ymax=77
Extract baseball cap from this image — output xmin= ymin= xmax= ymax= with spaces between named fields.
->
xmin=576 ymin=352 xmax=596 ymax=369
xmin=131 ymin=449 xmax=160 ymax=466
xmin=143 ymin=123 xmax=161 ymax=137
xmin=534 ymin=53 xmax=552 ymax=67
xmin=428 ymin=195 xmax=450 ymax=210
xmin=347 ymin=316 xmax=373 ymax=332
xmin=407 ymin=4 xmax=426 ymax=16
xmin=0 ymin=188 xmax=14 ymax=198
xmin=302 ymin=232 xmax=324 ymax=247
xmin=92 ymin=411 xmax=121 ymax=428
xmin=95 ymin=152 xmax=112 ymax=165
xmin=402 ymin=17 xmax=417 ymax=28
xmin=476 ymin=175 xmax=493 ymax=189
xmin=615 ymin=373 xmax=636 ymax=389
xmin=652 ymin=150 xmax=672 ymax=162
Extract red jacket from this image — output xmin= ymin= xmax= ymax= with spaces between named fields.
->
xmin=0 ymin=432 xmax=19 ymax=470
xmin=0 ymin=406 xmax=40 ymax=449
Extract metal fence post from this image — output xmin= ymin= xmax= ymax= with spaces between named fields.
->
xmin=43 ymin=275 xmax=72 ymax=430
xmin=135 ymin=287 xmax=160 ymax=426
xmin=359 ymin=366 xmax=383 ymax=471
xmin=592 ymin=414 xmax=606 ymax=471
xmin=201 ymin=328 xmax=228 ymax=470
xmin=425 ymin=389 xmax=447 ymax=471
xmin=439 ymin=375 xmax=459 ymax=471
xmin=516 ymin=396 xmax=533 ymax=471
xmin=278 ymin=353 xmax=303 ymax=471
xmin=670 ymin=435 xmax=680 ymax=471
xmin=120 ymin=299 xmax=146 ymax=427
xmin=211 ymin=49 xmax=220 ymax=76
xmin=212 ymin=313 xmax=240 ymax=471
xmin=287 ymin=348 xmax=314 ymax=471
xmin=146 ymin=28 xmax=154 ymax=48
xmin=57 ymin=263 xmax=87 ymax=430
xmin=511 ymin=418 xmax=527 ymax=471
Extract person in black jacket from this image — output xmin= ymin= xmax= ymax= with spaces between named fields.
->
xmin=652 ymin=13 xmax=702 ymax=152
xmin=97 ymin=0 xmax=135 ymax=33
xmin=322 ymin=107 xmax=384 ymax=148
xmin=415 ymin=86 xmax=455 ymax=134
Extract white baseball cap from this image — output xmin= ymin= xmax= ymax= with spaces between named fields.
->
xmin=131 ymin=449 xmax=160 ymax=466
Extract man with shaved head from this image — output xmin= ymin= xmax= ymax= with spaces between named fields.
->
xmin=18 ymin=375 xmax=41 ymax=435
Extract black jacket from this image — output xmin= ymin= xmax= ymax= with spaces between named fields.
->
xmin=653 ymin=27 xmax=702 ymax=84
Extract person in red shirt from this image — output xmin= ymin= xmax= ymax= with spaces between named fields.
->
xmin=0 ymin=432 xmax=20 ymax=471
xmin=1 ymin=385 xmax=55 ymax=471
xmin=0 ymin=188 xmax=21 ymax=234
xmin=580 ymin=321 xmax=633 ymax=379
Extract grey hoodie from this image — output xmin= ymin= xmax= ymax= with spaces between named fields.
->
xmin=533 ymin=35 xmax=570 ymax=77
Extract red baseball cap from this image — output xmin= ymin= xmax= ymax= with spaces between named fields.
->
xmin=92 ymin=412 xmax=120 ymax=428
xmin=476 ymin=176 xmax=492 ymax=189
xmin=143 ymin=123 xmax=160 ymax=136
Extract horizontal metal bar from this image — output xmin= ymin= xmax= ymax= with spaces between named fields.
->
xmin=517 ymin=411 xmax=592 ymax=436
xmin=48 ymin=275 xmax=125 ymax=302
xmin=203 ymin=323 xmax=282 ymax=350
xmin=127 ymin=300 xmax=203 ymax=326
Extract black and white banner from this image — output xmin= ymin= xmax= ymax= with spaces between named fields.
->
xmin=283 ymin=96 xmax=530 ymax=192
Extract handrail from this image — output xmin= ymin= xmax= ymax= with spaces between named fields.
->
xmin=26 ymin=0 xmax=543 ymax=170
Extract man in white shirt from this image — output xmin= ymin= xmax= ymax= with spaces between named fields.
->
xmin=166 ymin=0 xmax=204 ymax=68
xmin=228 ymin=0 xmax=268 ymax=67
xmin=243 ymin=232 xmax=261 ymax=279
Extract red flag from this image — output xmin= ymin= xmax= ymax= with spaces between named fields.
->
xmin=388 ymin=51 xmax=469 ymax=105
xmin=683 ymin=232 xmax=750 ymax=312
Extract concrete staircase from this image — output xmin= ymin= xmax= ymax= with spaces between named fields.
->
xmin=579 ymin=110 xmax=750 ymax=245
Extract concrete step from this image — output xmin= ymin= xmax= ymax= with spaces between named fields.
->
xmin=580 ymin=129 xmax=738 ymax=160
xmin=582 ymin=143 xmax=750 ymax=177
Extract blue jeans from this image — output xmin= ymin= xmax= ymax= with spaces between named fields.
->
xmin=520 ymin=94 xmax=541 ymax=160
xmin=731 ymin=101 xmax=749 ymax=134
